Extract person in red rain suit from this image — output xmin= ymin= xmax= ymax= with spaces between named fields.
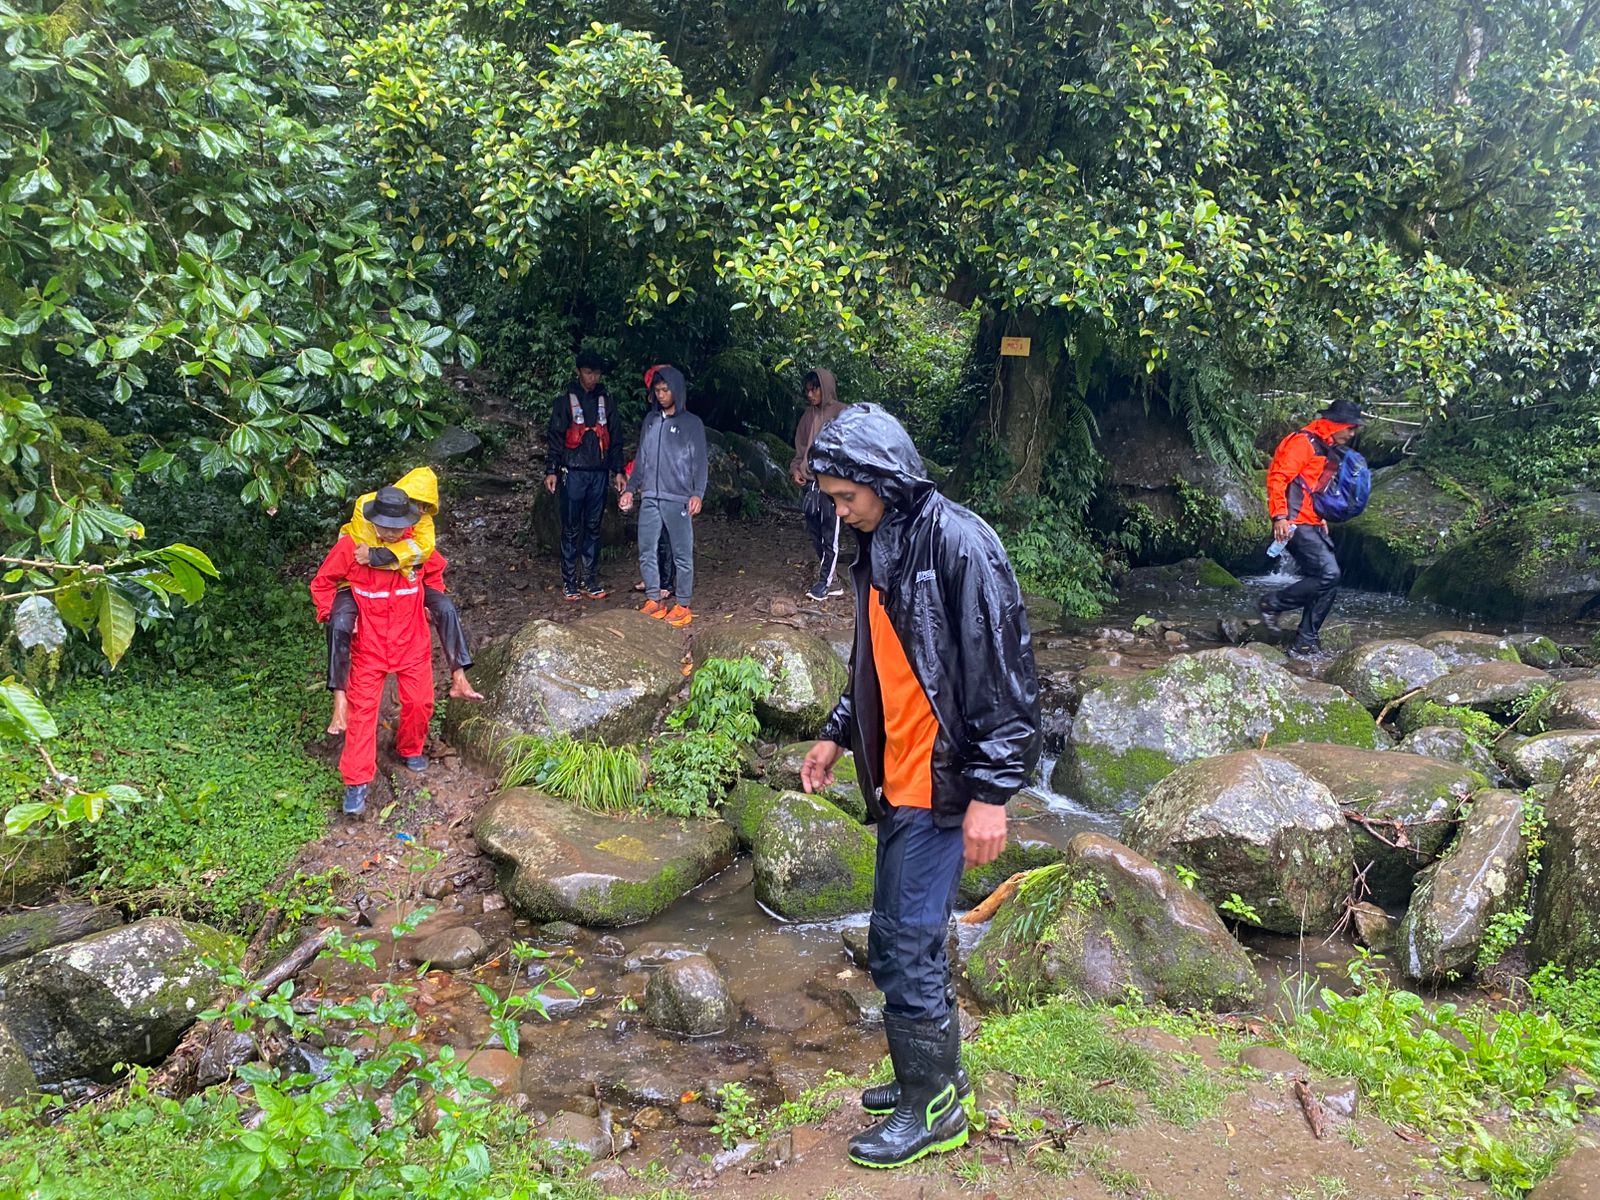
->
xmin=309 ymin=486 xmax=441 ymax=816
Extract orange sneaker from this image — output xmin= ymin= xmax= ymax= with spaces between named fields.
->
xmin=664 ymin=604 xmax=693 ymax=628
xmin=641 ymin=599 xmax=667 ymax=618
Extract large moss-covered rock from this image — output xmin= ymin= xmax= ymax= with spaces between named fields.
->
xmin=750 ymin=791 xmax=875 ymax=920
xmin=964 ymin=833 xmax=1262 ymax=1012
xmin=1400 ymin=790 xmax=1528 ymax=982
xmin=443 ymin=612 xmax=686 ymax=767
xmin=694 ymin=622 xmax=848 ymax=740
xmin=1332 ymin=465 xmax=1481 ymax=592
xmin=763 ymin=741 xmax=865 ymax=821
xmin=1531 ymin=679 xmax=1600 ymax=731
xmin=1506 ymin=730 xmax=1600 ymax=786
xmin=1412 ymin=494 xmax=1600 ymax=621
xmin=0 ymin=830 xmax=80 ymax=906
xmin=1398 ymin=726 xmax=1501 ymax=779
xmin=1053 ymin=647 xmax=1387 ymax=811
xmin=1122 ymin=751 xmax=1353 ymax=934
xmin=0 ymin=1020 xmax=36 ymax=1102
xmin=1271 ymin=745 xmax=1483 ymax=905
xmin=1401 ymin=662 xmax=1554 ymax=724
xmin=1325 ymin=640 xmax=1450 ymax=711
xmin=0 ymin=917 xmax=239 ymax=1087
xmin=1118 ymin=557 xmax=1243 ymax=596
xmin=1530 ymin=745 xmax=1600 ymax=971
xmin=1415 ymin=630 xmax=1522 ymax=669
xmin=476 ymin=788 xmax=737 ymax=927
xmin=958 ymin=838 xmax=1068 ymax=906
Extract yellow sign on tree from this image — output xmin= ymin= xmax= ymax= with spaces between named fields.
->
xmin=999 ymin=337 xmax=1032 ymax=357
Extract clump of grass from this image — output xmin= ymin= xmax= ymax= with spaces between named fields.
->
xmin=496 ymin=732 xmax=644 ymax=813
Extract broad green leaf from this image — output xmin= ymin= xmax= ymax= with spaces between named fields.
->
xmin=96 ymin=585 xmax=137 ymax=667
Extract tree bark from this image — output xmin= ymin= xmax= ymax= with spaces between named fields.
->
xmin=952 ymin=308 xmax=1066 ymax=500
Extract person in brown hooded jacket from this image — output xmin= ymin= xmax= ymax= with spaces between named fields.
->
xmin=790 ymin=367 xmax=848 ymax=601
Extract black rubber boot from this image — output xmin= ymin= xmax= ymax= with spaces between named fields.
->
xmin=848 ymin=1012 xmax=969 ymax=1168
xmin=860 ymin=989 xmax=968 ymax=1115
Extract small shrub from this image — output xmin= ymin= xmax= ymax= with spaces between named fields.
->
xmin=496 ymin=732 xmax=644 ymax=813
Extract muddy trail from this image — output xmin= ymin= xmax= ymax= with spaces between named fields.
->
xmin=277 ymin=409 xmax=1525 ymax=1199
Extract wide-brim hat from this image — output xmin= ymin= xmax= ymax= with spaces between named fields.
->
xmin=363 ymin=485 xmax=421 ymax=530
xmin=1319 ymin=398 xmax=1369 ymax=426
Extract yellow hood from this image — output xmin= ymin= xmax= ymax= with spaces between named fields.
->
xmin=341 ymin=466 xmax=439 ymax=571
xmin=394 ymin=466 xmax=439 ymax=515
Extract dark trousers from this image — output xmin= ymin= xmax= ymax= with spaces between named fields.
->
xmin=558 ymin=468 xmax=607 ymax=590
xmin=804 ymin=483 xmax=842 ymax=589
xmin=1265 ymin=524 xmax=1341 ymax=648
xmin=867 ymin=805 xmax=966 ymax=1020
xmin=327 ymin=587 xmax=471 ymax=691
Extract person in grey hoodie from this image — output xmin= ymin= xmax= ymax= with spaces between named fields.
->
xmin=790 ymin=367 xmax=848 ymax=601
xmin=619 ymin=365 xmax=707 ymax=628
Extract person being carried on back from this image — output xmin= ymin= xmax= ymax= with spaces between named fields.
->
xmin=1258 ymin=398 xmax=1371 ymax=658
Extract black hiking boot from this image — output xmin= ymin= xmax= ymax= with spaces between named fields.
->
xmin=848 ymin=1012 xmax=969 ymax=1169
xmin=861 ymin=987 xmax=969 ymax=1115
xmin=1257 ymin=595 xmax=1284 ymax=632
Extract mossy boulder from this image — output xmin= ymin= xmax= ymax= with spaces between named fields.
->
xmin=964 ymin=833 xmax=1262 ymax=1012
xmin=763 ymin=741 xmax=865 ymax=821
xmin=0 ymin=917 xmax=240 ymax=1088
xmin=1271 ymin=744 xmax=1484 ymax=906
xmin=1411 ymin=494 xmax=1600 ymax=621
xmin=1530 ymin=744 xmax=1600 ymax=971
xmin=1399 ymin=790 xmax=1529 ymax=982
xmin=475 ymin=788 xmax=737 ymax=927
xmin=0 ymin=830 xmax=81 ymax=906
xmin=0 ymin=1020 xmax=37 ymax=1102
xmin=1415 ymin=630 xmax=1522 ymax=669
xmin=1122 ymin=750 xmax=1354 ymax=934
xmin=958 ymin=838 xmax=1068 ymax=906
xmin=1531 ymin=680 xmax=1600 ymax=731
xmin=1506 ymin=730 xmax=1600 ymax=787
xmin=443 ymin=611 xmax=686 ymax=768
xmin=721 ymin=778 xmax=784 ymax=850
xmin=1397 ymin=726 xmax=1501 ymax=780
xmin=1509 ymin=635 xmax=1563 ymax=670
xmin=1401 ymin=662 xmax=1554 ymax=725
xmin=694 ymin=622 xmax=848 ymax=740
xmin=1052 ymin=647 xmax=1387 ymax=812
xmin=1332 ymin=465 xmax=1481 ymax=592
xmin=1118 ymin=557 xmax=1243 ymax=596
xmin=645 ymin=954 xmax=733 ymax=1038
xmin=1325 ymin=640 xmax=1450 ymax=711
xmin=750 ymin=791 xmax=875 ymax=921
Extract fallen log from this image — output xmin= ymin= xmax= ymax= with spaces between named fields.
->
xmin=959 ymin=872 xmax=1029 ymax=924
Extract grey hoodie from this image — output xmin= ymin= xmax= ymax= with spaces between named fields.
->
xmin=628 ymin=366 xmax=708 ymax=504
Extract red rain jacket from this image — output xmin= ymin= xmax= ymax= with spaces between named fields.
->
xmin=309 ymin=534 xmax=443 ymax=670
xmin=1266 ymin=418 xmax=1356 ymax=527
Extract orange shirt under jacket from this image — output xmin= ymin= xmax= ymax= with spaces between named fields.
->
xmin=867 ymin=586 xmax=939 ymax=809
xmin=1266 ymin=418 xmax=1354 ymax=527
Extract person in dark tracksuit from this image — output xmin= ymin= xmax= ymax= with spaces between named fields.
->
xmin=1259 ymin=398 xmax=1367 ymax=657
xmin=800 ymin=405 xmax=1040 ymax=1170
xmin=790 ymin=367 xmax=847 ymax=601
xmin=619 ymin=366 xmax=706 ymax=629
xmin=545 ymin=350 xmax=625 ymax=600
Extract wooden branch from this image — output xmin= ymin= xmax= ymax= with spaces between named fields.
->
xmin=960 ymin=871 xmax=1029 ymax=924
xmin=1293 ymin=1078 xmax=1329 ymax=1139
xmin=1375 ymin=686 xmax=1425 ymax=726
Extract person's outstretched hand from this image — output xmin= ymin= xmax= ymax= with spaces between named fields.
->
xmin=962 ymin=801 xmax=1007 ymax=867
xmin=800 ymin=740 xmax=844 ymax=793
xmin=618 ymin=491 xmax=634 ymax=513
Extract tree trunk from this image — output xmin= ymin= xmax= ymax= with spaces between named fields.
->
xmin=951 ymin=308 xmax=1066 ymax=500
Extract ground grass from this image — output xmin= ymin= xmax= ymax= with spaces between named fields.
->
xmin=2 ymin=611 xmax=334 ymax=931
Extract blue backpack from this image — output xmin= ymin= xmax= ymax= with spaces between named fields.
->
xmin=1303 ymin=432 xmax=1371 ymax=522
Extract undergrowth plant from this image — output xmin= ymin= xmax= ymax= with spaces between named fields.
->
xmin=642 ymin=657 xmax=771 ymax=817
xmin=496 ymin=732 xmax=644 ymax=814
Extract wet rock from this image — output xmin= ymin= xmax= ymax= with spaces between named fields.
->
xmin=622 ymin=942 xmax=703 ymax=973
xmin=1238 ymin=1045 xmax=1308 ymax=1077
xmin=1411 ymin=493 xmax=1600 ymax=621
xmin=195 ymin=1027 xmax=258 ymax=1087
xmin=0 ymin=1022 xmax=38 ymax=1102
xmin=965 ymin=832 xmax=1263 ymax=1012
xmin=1397 ymin=725 xmax=1501 ymax=779
xmin=645 ymin=954 xmax=733 ymax=1037
xmin=711 ymin=1140 xmax=761 ymax=1172
xmin=1324 ymin=640 xmax=1449 ymax=711
xmin=1526 ymin=1141 xmax=1600 ymax=1199
xmin=443 ymin=610 xmax=686 ymax=767
xmin=694 ymin=622 xmax=848 ymax=740
xmin=1118 ymin=557 xmax=1244 ymax=595
xmin=1053 ymin=647 xmax=1387 ymax=812
xmin=422 ymin=875 xmax=455 ymax=900
xmin=273 ymin=1040 xmax=331 ymax=1081
xmin=1402 ymin=661 xmax=1554 ymax=723
xmin=1332 ymin=464 xmax=1479 ymax=592
xmin=0 ymin=829 xmax=81 ymax=906
xmin=751 ymin=791 xmax=875 ymax=921
xmin=538 ymin=920 xmax=582 ymax=944
xmin=630 ymin=1106 xmax=668 ymax=1131
xmin=463 ymin=1048 xmax=522 ymax=1099
xmin=593 ymin=934 xmax=625 ymax=957
xmin=0 ymin=916 xmax=238 ymax=1088
xmin=1416 ymin=630 xmax=1522 ymax=670
xmin=763 ymin=742 xmax=865 ymax=822
xmin=1510 ymin=634 xmax=1564 ymax=670
xmin=1530 ymin=744 xmax=1600 ymax=971
xmin=1400 ymin=789 xmax=1529 ymax=982
xmin=586 ymin=1161 xmax=631 ymax=1187
xmin=476 ymin=788 xmax=737 ymax=926
xmin=0 ymin=903 xmax=122 ymax=969
xmin=1507 ymin=730 xmax=1600 ymax=786
xmin=426 ymin=424 xmax=483 ymax=462
xmin=542 ymin=1109 xmax=614 ymax=1160
xmin=1122 ymin=750 xmax=1352 ymax=934
xmin=1317 ymin=1078 xmax=1360 ymax=1119
xmin=1349 ymin=902 xmax=1398 ymax=954
xmin=677 ymin=1099 xmax=718 ymax=1125
xmin=838 ymin=985 xmax=885 ymax=1026
xmin=1270 ymin=745 xmax=1483 ymax=905
xmin=840 ymin=923 xmax=870 ymax=970
xmin=959 ymin=838 xmax=1068 ymax=906
xmin=1532 ymin=679 xmax=1600 ymax=730
xmin=721 ymin=779 xmax=783 ymax=851
xmin=412 ymin=926 xmax=488 ymax=971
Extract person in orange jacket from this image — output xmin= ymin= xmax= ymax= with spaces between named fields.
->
xmin=1258 ymin=399 xmax=1368 ymax=657
xmin=310 ymin=486 xmax=442 ymax=815
xmin=325 ymin=466 xmax=481 ymax=734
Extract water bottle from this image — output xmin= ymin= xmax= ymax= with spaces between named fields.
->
xmin=1266 ymin=536 xmax=1289 ymax=559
